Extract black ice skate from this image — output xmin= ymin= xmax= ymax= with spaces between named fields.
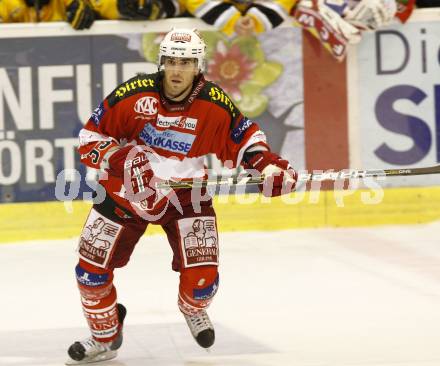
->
xmin=65 ymin=303 xmax=127 ymax=365
xmin=183 ymin=309 xmax=215 ymax=348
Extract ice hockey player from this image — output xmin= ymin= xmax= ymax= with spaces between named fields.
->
xmin=66 ymin=27 xmax=297 ymax=364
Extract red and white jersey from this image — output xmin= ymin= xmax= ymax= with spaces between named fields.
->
xmin=78 ymin=72 xmax=267 ymax=216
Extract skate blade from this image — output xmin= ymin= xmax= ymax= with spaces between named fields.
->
xmin=65 ymin=350 xmax=117 ymax=365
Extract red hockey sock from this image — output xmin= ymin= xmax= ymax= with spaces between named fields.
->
xmin=76 ymin=260 xmax=120 ymax=342
xmin=178 ymin=266 xmax=219 ymax=315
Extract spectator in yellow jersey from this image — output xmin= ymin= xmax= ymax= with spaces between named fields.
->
xmin=183 ymin=0 xmax=294 ymax=36
xmin=90 ymin=0 xmax=184 ymax=20
xmin=0 ymin=0 xmax=95 ymax=29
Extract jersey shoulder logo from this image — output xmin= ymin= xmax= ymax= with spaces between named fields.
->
xmin=90 ymin=102 xmax=106 ymax=126
xmin=107 ymin=73 xmax=160 ymax=107
xmin=198 ymin=81 xmax=239 ymax=121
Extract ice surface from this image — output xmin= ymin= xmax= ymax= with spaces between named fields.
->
xmin=1 ymin=224 xmax=440 ymax=366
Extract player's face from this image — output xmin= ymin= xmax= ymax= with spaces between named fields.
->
xmin=162 ymin=57 xmax=198 ymax=100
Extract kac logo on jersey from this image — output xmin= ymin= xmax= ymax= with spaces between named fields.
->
xmin=134 ymin=96 xmax=158 ymax=118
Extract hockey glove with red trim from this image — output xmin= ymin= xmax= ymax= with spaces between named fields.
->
xmin=244 ymin=150 xmax=298 ymax=197
xmin=293 ymin=0 xmax=361 ymax=61
xmin=107 ymin=145 xmax=157 ymax=207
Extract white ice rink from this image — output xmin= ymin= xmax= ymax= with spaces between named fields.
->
xmin=1 ymin=223 xmax=440 ymax=366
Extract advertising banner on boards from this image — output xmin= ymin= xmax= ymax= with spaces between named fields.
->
xmin=357 ymin=20 xmax=440 ymax=187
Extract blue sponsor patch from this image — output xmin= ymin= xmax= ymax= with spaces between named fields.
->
xmin=193 ymin=275 xmax=219 ymax=300
xmin=139 ymin=123 xmax=195 ymax=154
xmin=90 ymin=102 xmax=106 ymax=126
xmin=75 ymin=265 xmax=109 ymax=287
xmin=231 ymin=117 xmax=253 ymax=144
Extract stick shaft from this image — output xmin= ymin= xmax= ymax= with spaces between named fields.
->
xmin=156 ymin=165 xmax=440 ymax=189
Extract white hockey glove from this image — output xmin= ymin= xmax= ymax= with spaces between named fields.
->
xmin=316 ymin=0 xmax=362 ymax=44
xmin=345 ymin=0 xmax=397 ymax=30
xmin=293 ymin=0 xmax=361 ymax=60
xmin=296 ymin=0 xmax=361 ymax=44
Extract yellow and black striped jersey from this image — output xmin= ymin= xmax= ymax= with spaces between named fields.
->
xmin=183 ymin=0 xmax=296 ymax=35
xmin=0 ymin=0 xmax=68 ymax=22
xmin=90 ymin=0 xmax=185 ymax=19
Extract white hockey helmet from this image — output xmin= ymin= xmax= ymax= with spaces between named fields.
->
xmin=158 ymin=28 xmax=206 ymax=72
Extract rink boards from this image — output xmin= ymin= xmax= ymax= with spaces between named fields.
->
xmin=2 ymin=185 xmax=440 ymax=243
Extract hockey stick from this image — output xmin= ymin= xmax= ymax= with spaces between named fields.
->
xmin=155 ymin=165 xmax=440 ymax=189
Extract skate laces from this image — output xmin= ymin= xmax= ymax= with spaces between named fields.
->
xmin=185 ymin=310 xmax=213 ymax=335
